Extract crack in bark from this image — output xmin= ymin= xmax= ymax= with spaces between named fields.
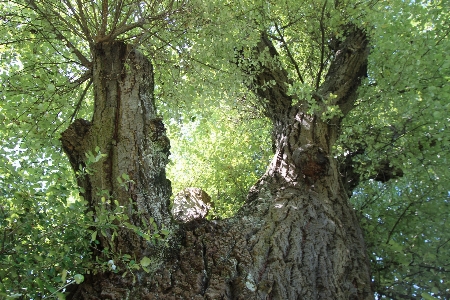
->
xmin=200 ymin=239 xmax=210 ymax=295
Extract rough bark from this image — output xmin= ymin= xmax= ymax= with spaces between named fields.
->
xmin=61 ymin=41 xmax=174 ymax=259
xmin=172 ymin=188 xmax=212 ymax=222
xmin=66 ymin=29 xmax=373 ymax=299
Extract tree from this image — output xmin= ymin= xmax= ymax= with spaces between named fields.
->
xmin=1 ymin=0 xmax=449 ymax=299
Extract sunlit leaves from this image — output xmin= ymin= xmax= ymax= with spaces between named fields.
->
xmin=166 ymin=97 xmax=271 ymax=218
xmin=336 ymin=2 xmax=450 ymax=296
xmin=0 ymin=160 xmax=91 ymax=299
xmin=73 ymin=274 xmax=84 ymax=284
xmin=1 ymin=0 xmax=449 ymax=299
xmin=140 ymin=256 xmax=151 ymax=267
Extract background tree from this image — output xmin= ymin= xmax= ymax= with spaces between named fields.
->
xmin=0 ymin=0 xmax=449 ymax=299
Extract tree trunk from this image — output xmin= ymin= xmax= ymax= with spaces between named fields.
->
xmin=66 ymin=30 xmax=373 ymax=299
xmin=61 ymin=41 xmax=174 ymax=259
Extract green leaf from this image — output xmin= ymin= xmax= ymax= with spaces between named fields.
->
xmin=160 ymin=229 xmax=171 ymax=236
xmin=61 ymin=269 xmax=68 ymax=283
xmin=140 ymin=256 xmax=151 ymax=267
xmin=91 ymin=231 xmax=97 ymax=242
xmin=431 ymin=286 xmax=439 ymax=294
xmin=74 ymin=274 xmax=84 ymax=284
xmin=421 ymin=293 xmax=438 ymax=300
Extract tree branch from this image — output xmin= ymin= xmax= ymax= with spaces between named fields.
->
xmin=315 ymin=0 xmax=328 ymax=90
xmin=241 ymin=32 xmax=293 ymax=121
xmin=107 ymin=20 xmax=146 ymax=41
xmin=54 ymin=30 xmax=92 ymax=68
xmin=75 ymin=0 xmax=94 ymax=42
xmin=274 ymin=23 xmax=304 ymax=84
xmin=110 ymin=0 xmax=126 ymax=35
xmin=106 ymin=3 xmax=136 ymax=41
xmin=317 ymin=26 xmax=369 ymax=116
xmin=385 ymin=202 xmax=414 ymax=245
xmin=97 ymin=0 xmax=179 ymax=42
xmin=70 ymin=78 xmax=93 ymax=123
xmin=27 ymin=0 xmax=92 ymax=68
xmin=58 ymin=0 xmax=92 ymax=43
xmin=100 ymin=0 xmax=108 ymax=37
xmin=375 ymin=290 xmax=418 ymax=300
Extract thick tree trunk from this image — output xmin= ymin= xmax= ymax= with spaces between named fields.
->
xmin=61 ymin=41 xmax=174 ymax=259
xmin=66 ymin=30 xmax=373 ymax=299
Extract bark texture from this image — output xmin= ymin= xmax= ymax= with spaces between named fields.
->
xmin=66 ymin=29 xmax=373 ymax=299
xmin=61 ymin=42 xmax=174 ymax=259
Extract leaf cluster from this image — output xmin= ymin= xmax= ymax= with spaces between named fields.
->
xmin=166 ymin=96 xmax=272 ymax=218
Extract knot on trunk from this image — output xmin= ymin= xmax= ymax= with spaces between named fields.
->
xmin=292 ymin=144 xmax=329 ymax=180
xmin=60 ymin=118 xmax=91 ymax=170
xmin=148 ymin=118 xmax=171 ymax=154
xmin=171 ymin=188 xmax=212 ymax=223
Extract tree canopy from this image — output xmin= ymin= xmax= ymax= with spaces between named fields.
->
xmin=1 ymin=0 xmax=449 ymax=299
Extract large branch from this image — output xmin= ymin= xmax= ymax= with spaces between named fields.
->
xmin=244 ymin=27 xmax=368 ymax=122
xmin=242 ymin=32 xmax=293 ymax=121
xmin=316 ymin=27 xmax=369 ymax=116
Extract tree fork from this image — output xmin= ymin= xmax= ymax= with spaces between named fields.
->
xmin=67 ymin=31 xmax=373 ymax=299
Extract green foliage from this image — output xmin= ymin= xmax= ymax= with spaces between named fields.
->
xmin=0 ymin=150 xmax=91 ymax=299
xmin=166 ymin=97 xmax=272 ymax=218
xmin=353 ymin=176 xmax=449 ymax=299
xmin=335 ymin=1 xmax=450 ymax=298
xmin=164 ymin=0 xmax=450 ymax=298
xmin=1 ymin=0 xmax=449 ymax=298
xmin=0 ymin=147 xmax=170 ymax=298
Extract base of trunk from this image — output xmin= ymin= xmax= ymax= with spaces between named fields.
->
xmin=69 ymin=175 xmax=372 ymax=300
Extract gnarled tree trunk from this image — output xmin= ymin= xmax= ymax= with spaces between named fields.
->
xmin=61 ymin=41 xmax=174 ymax=262
xmin=66 ymin=29 xmax=373 ymax=299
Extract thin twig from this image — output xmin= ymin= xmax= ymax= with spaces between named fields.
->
xmin=274 ymin=23 xmax=304 ymax=84
xmin=70 ymin=78 xmax=93 ymax=123
xmin=315 ymin=0 xmax=328 ymax=90
xmin=385 ymin=202 xmax=414 ymax=244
